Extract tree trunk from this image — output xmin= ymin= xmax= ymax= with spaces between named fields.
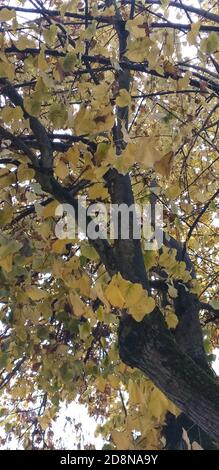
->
xmin=119 ymin=310 xmax=219 ymax=443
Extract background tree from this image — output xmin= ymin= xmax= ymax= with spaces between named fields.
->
xmin=0 ymin=0 xmax=219 ymax=450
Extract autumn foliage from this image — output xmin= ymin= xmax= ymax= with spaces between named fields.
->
xmin=0 ymin=0 xmax=219 ymax=450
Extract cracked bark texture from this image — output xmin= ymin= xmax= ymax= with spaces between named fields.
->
xmin=1 ymin=0 xmax=219 ymax=449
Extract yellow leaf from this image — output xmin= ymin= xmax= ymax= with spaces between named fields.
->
xmin=177 ymin=71 xmax=191 ymax=90
xmin=0 ymin=8 xmax=16 ymax=22
xmin=104 ymin=274 xmax=155 ymax=320
xmin=115 ymin=143 xmax=136 ymax=173
xmin=126 ymin=17 xmax=147 ymax=39
xmin=95 ymin=283 xmax=110 ymax=311
xmin=154 ymin=151 xmax=173 ymax=177
xmin=167 ymin=400 xmax=181 ymax=417
xmin=105 ymin=277 xmax=125 ymax=308
xmin=125 ymin=37 xmax=151 ymax=62
xmin=187 ymin=22 xmax=200 ymax=45
xmin=49 ymin=103 xmax=68 ymax=128
xmin=116 ymin=274 xmax=131 ymax=299
xmin=0 ymin=172 xmax=16 ymax=189
xmin=39 ymin=415 xmax=50 ymax=430
xmin=168 ymin=285 xmax=178 ymax=298
xmin=91 ymin=83 xmax=110 ymax=103
xmin=214 ymin=160 xmax=219 ymax=174
xmin=66 ymin=256 xmax=80 ymax=271
xmin=122 ymin=137 xmax=163 ymax=170
xmin=96 ymin=376 xmax=106 ymax=393
xmin=88 ymin=183 xmax=109 ymax=200
xmin=23 ymin=95 xmax=41 ymax=117
xmin=55 ymin=160 xmax=69 ymax=179
xmin=188 ymin=238 xmax=199 ymax=251
xmin=69 ymin=292 xmax=85 ymax=316
xmin=112 ymin=430 xmax=132 ymax=450
xmin=74 ymin=106 xmax=93 ymax=134
xmin=181 ymin=202 xmax=193 ymax=214
xmin=79 ymin=321 xmax=91 ymax=340
xmin=201 ymin=32 xmax=219 ymax=54
xmin=128 ymin=379 xmax=143 ymax=404
xmin=68 ymin=274 xmax=91 ymax=298
xmin=0 ymin=254 xmax=13 ymax=273
xmin=108 ymin=375 xmax=120 ymax=389
xmin=41 ymin=201 xmax=58 ymax=218
xmin=103 ymin=5 xmax=116 ymax=16
xmin=148 ymin=387 xmax=169 ymax=419
xmin=0 ymin=206 xmax=13 ymax=226
xmin=26 ymin=286 xmax=49 ymax=301
xmin=117 ymin=362 xmax=126 ymax=374
xmin=65 ymin=146 xmax=80 ymax=168
xmin=38 ymin=52 xmax=48 ymax=72
xmin=144 ymin=250 xmax=157 ymax=271
xmin=52 ymin=239 xmax=69 ymax=253
xmin=14 ymin=106 xmax=24 ymax=121
xmin=164 ymin=32 xmax=174 ymax=57
xmin=105 ymin=284 xmax=125 ymax=309
xmin=138 ymin=137 xmax=162 ymax=167
xmin=194 ymin=190 xmax=206 ymax=203
xmin=166 ymin=184 xmax=181 ymax=199
xmin=43 ymin=24 xmax=57 ymax=46
xmin=17 ymin=164 xmax=35 ymax=182
xmin=165 ymin=310 xmax=179 ymax=329
xmin=35 ymin=77 xmax=48 ymax=98
xmin=1 ymin=105 xmax=23 ymax=123
xmin=0 ymin=240 xmax=22 ymax=259
xmin=125 ymin=283 xmax=144 ymax=308
xmin=74 ymin=105 xmax=114 ymax=135
xmin=190 ymin=279 xmax=202 ymax=296
xmin=95 ymin=143 xmax=110 ymax=165
xmin=116 ymin=89 xmax=131 ymax=108
xmin=63 ymin=52 xmax=77 ymax=72
xmin=95 ymin=108 xmax=115 ymax=133
xmin=15 ymin=36 xmax=36 ymax=50
xmin=80 ymin=242 xmax=99 ymax=260
xmin=94 ymin=166 xmax=109 ymax=179
xmin=159 ymin=247 xmax=176 ymax=269
xmin=129 ymin=294 xmax=155 ymax=322
xmin=0 ymin=60 xmax=14 ymax=80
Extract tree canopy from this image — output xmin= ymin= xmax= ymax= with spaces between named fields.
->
xmin=0 ymin=0 xmax=219 ymax=450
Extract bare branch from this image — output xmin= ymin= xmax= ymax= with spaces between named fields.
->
xmin=182 ymin=188 xmax=219 ymax=259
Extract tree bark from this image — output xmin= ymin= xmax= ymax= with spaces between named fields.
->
xmin=119 ymin=310 xmax=219 ymax=442
xmin=1 ymin=0 xmax=219 ymax=447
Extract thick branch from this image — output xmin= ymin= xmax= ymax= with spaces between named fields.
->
xmin=143 ymin=0 xmax=219 ymax=24
xmin=4 ymin=48 xmax=219 ymax=96
xmin=0 ymin=79 xmax=53 ymax=170
xmin=119 ymin=310 xmax=219 ymax=442
xmin=2 ymin=3 xmax=219 ymax=25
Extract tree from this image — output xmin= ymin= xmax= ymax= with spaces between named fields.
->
xmin=0 ymin=0 xmax=219 ymax=450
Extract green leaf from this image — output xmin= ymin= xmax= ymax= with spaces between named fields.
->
xmin=0 ymin=353 xmax=8 ymax=369
xmin=79 ymin=322 xmax=91 ymax=341
xmin=37 ymin=326 xmax=49 ymax=340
